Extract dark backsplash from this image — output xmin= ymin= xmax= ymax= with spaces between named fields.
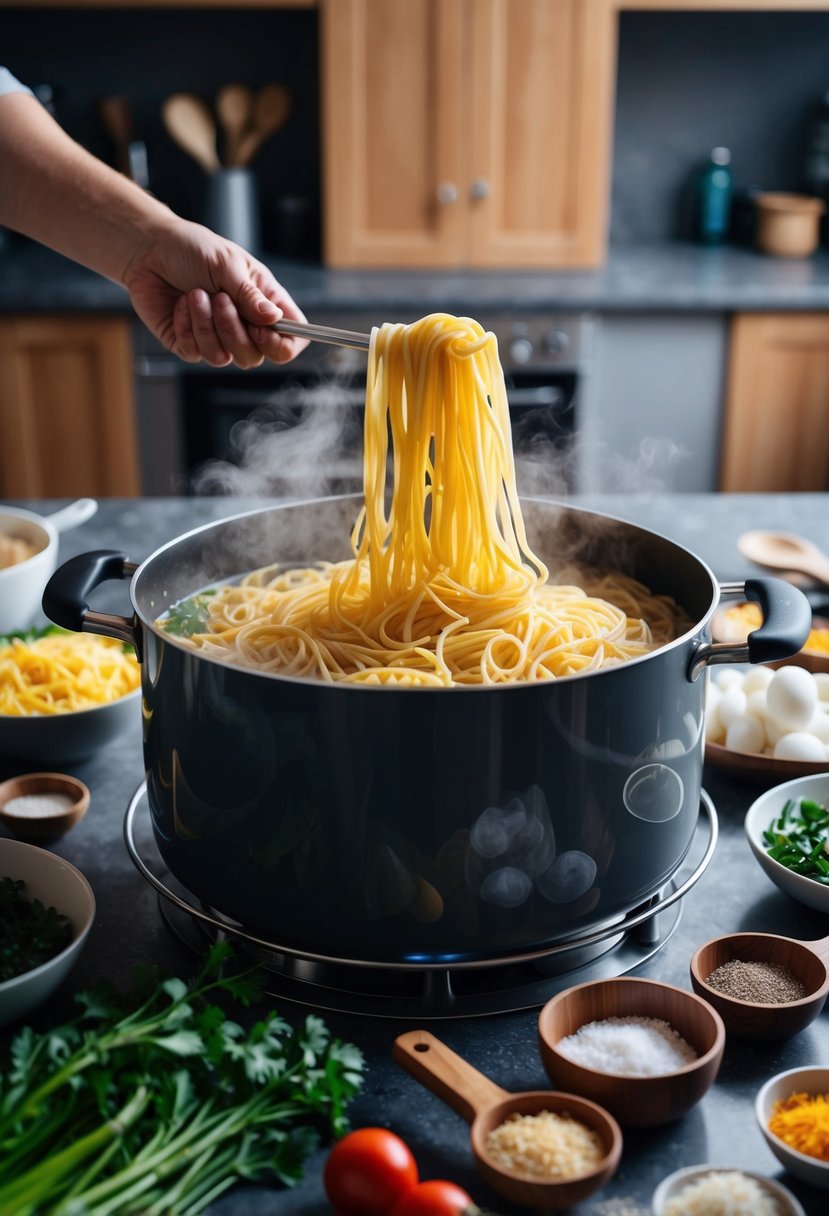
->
xmin=1 ymin=5 xmax=321 ymax=258
xmin=4 ymin=6 xmax=829 ymax=257
xmin=612 ymin=10 xmax=829 ymax=245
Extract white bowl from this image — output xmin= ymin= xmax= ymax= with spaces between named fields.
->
xmin=652 ymin=1164 xmax=806 ymax=1216
xmin=0 ymin=687 xmax=141 ymax=764
xmin=744 ymin=772 xmax=829 ymax=914
xmin=0 ymin=837 xmax=95 ymax=1029
xmin=0 ymin=500 xmax=97 ymax=635
xmin=756 ymin=1067 xmax=829 ymax=1189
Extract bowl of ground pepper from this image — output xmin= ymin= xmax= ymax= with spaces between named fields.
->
xmin=690 ymin=932 xmax=829 ymax=1041
xmin=756 ymin=1066 xmax=829 ymax=1188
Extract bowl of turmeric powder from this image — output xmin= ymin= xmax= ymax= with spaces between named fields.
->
xmin=755 ymin=1066 xmax=829 ymax=1188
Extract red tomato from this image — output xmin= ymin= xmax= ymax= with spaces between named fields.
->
xmin=389 ymin=1179 xmax=479 ymax=1216
xmin=323 ymin=1127 xmax=419 ymax=1215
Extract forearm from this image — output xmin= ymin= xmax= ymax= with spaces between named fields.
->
xmin=0 ymin=92 xmax=176 ymax=283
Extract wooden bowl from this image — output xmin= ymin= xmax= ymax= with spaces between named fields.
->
xmin=537 ymin=977 xmax=725 ymax=1127
xmin=0 ymin=772 xmax=90 ymax=842
xmin=690 ymin=932 xmax=829 ymax=1041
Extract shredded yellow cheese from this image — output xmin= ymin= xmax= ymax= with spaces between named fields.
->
xmin=0 ymin=634 xmax=140 ymax=716
xmin=769 ymin=1091 xmax=829 ymax=1161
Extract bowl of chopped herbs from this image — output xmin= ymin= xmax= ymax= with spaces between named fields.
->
xmin=0 ymin=837 xmax=94 ymax=1028
xmin=745 ymin=773 xmax=829 ymax=913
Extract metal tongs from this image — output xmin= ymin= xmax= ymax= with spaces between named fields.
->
xmin=272 ymin=318 xmax=371 ymax=351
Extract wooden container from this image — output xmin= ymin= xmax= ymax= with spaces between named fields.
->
xmin=755 ymin=193 xmax=825 ymax=258
xmin=537 ymin=977 xmax=725 ymax=1127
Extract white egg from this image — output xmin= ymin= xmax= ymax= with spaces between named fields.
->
xmin=807 ymin=711 xmax=829 ymax=744
xmin=815 ymin=673 xmax=829 ymax=703
xmin=766 ymin=666 xmax=818 ymax=731
xmin=742 ymin=665 xmax=774 ymax=694
xmin=763 ymin=716 xmax=787 ymax=747
xmin=718 ymin=687 xmax=748 ymax=730
xmin=746 ymin=689 xmax=768 ymax=720
xmin=705 ymin=705 xmax=725 ymax=744
xmin=714 ymin=668 xmax=744 ymax=692
xmin=773 ymin=732 xmax=827 ymax=761
xmin=725 ymin=714 xmax=765 ymax=755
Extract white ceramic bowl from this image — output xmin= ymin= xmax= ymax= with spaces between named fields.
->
xmin=756 ymin=1066 xmax=829 ymax=1189
xmin=652 ymin=1164 xmax=806 ymax=1216
xmin=0 ymin=687 xmax=141 ymax=764
xmin=0 ymin=500 xmax=97 ymax=635
xmin=745 ymin=772 xmax=829 ymax=914
xmin=0 ymin=837 xmax=95 ymax=1029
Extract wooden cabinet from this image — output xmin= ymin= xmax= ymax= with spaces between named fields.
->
xmin=719 ymin=313 xmax=829 ymax=492
xmin=0 ymin=316 xmax=139 ymax=498
xmin=321 ymin=0 xmax=618 ymax=268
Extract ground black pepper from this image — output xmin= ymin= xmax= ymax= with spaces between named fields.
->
xmin=705 ymin=958 xmax=807 ymax=1004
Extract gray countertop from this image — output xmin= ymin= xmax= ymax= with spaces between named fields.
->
xmin=1 ymin=493 xmax=828 ymax=1216
xmin=5 ymin=239 xmax=829 ymax=317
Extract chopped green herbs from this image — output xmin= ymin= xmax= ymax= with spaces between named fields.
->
xmin=0 ymin=876 xmax=72 ymax=982
xmin=763 ymin=797 xmax=829 ymax=884
xmin=0 ymin=943 xmax=364 ymax=1215
xmin=162 ymin=591 xmax=216 ymax=637
xmin=0 ymin=624 xmax=66 ymax=649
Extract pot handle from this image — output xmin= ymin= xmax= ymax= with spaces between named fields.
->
xmin=42 ymin=549 xmax=140 ymax=656
xmin=689 ymin=576 xmax=812 ymax=680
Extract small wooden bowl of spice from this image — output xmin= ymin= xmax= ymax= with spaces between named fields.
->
xmin=393 ymin=1029 xmax=621 ymax=1209
xmin=756 ymin=1066 xmax=829 ymax=1189
xmin=0 ymin=772 xmax=90 ymax=842
xmin=537 ymin=977 xmax=725 ymax=1127
xmin=690 ymin=931 xmax=829 ymax=1041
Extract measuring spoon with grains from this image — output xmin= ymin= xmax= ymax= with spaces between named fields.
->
xmin=393 ymin=1028 xmax=621 ymax=1210
xmin=691 ymin=931 xmax=829 ymax=1040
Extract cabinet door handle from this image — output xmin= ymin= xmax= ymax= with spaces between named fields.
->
xmin=435 ymin=181 xmax=459 ymax=205
xmin=470 ymin=176 xmax=491 ymax=200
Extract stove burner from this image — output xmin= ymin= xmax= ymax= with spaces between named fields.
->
xmin=125 ymin=785 xmax=717 ymax=1019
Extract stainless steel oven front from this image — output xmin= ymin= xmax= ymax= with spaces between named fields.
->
xmin=132 ymin=314 xmax=592 ymax=497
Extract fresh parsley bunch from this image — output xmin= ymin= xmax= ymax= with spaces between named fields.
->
xmin=0 ymin=942 xmax=364 ymax=1215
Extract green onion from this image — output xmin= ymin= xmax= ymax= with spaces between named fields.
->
xmin=763 ymin=795 xmax=829 ymax=883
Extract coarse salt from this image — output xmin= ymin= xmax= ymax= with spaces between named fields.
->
xmin=556 ymin=1015 xmax=698 ymax=1076
xmin=2 ymin=793 xmax=75 ymax=819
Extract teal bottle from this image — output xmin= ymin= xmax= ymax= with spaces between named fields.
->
xmin=693 ymin=147 xmax=733 ymax=245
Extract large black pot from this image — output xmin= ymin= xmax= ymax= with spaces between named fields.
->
xmin=44 ymin=497 xmax=810 ymax=965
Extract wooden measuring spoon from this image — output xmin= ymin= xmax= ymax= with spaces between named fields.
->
xmin=162 ymin=94 xmax=220 ymax=174
xmin=739 ymin=530 xmax=829 ymax=587
xmin=691 ymin=931 xmax=829 ymax=1041
xmin=236 ymin=83 xmax=292 ymax=167
xmin=216 ymin=83 xmax=252 ymax=167
xmin=393 ymin=1029 xmax=621 ymax=1210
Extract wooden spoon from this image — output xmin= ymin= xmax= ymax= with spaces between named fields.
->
xmin=216 ymin=83 xmax=253 ymax=168
xmin=739 ymin=530 xmax=829 ymax=587
xmin=691 ymin=931 xmax=829 ymax=1041
xmin=236 ymin=83 xmax=291 ymax=167
xmin=393 ymin=1029 xmax=621 ymax=1210
xmin=162 ymin=94 xmax=220 ymax=173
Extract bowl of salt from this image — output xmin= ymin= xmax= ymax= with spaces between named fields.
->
xmin=538 ymin=977 xmax=725 ymax=1127
xmin=0 ymin=773 xmax=90 ymax=843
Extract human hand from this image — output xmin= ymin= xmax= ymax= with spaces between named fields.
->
xmin=122 ymin=216 xmax=309 ymax=366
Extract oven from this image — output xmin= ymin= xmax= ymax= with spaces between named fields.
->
xmin=132 ymin=314 xmax=592 ymax=497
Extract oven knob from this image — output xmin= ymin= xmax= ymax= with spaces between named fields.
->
xmin=509 ymin=337 xmax=534 ymax=365
xmin=545 ymin=328 xmax=571 ymax=356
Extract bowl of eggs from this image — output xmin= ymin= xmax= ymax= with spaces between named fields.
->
xmin=705 ymin=664 xmax=829 ymax=781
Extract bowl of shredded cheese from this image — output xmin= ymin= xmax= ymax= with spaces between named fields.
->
xmin=756 ymin=1066 xmax=829 ymax=1189
xmin=0 ymin=627 xmax=141 ymax=763
xmin=652 ymin=1164 xmax=805 ymax=1216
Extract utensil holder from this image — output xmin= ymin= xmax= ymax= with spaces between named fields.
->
xmin=204 ymin=168 xmax=261 ymax=252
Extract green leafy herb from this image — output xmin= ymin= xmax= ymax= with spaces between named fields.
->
xmin=763 ymin=797 xmax=829 ymax=884
xmin=0 ymin=624 xmax=67 ymax=649
xmin=162 ymin=591 xmax=216 ymax=637
xmin=0 ymin=942 xmax=364 ymax=1215
xmin=0 ymin=876 xmax=72 ymax=983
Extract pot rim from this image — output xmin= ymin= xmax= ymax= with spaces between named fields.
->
xmin=128 ymin=493 xmax=720 ymax=691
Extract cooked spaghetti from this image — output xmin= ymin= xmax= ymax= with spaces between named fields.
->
xmin=163 ymin=314 xmax=686 ymax=686
xmin=0 ymin=632 xmax=140 ymax=715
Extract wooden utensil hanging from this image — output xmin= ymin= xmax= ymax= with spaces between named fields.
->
xmin=235 ymin=83 xmax=291 ymax=167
